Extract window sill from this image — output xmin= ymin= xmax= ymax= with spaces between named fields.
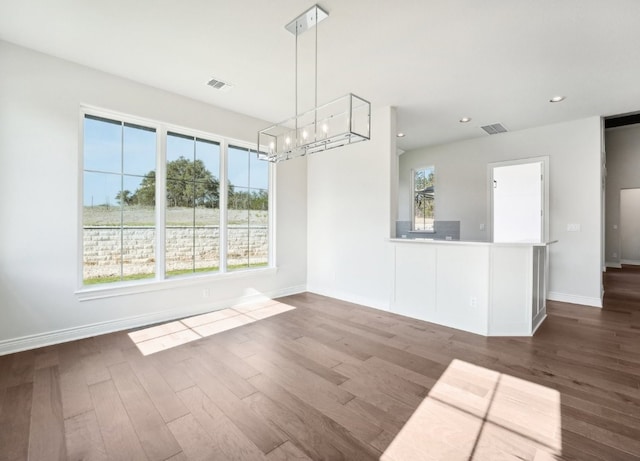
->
xmin=75 ymin=266 xmax=278 ymax=302
xmin=408 ymin=230 xmax=436 ymax=234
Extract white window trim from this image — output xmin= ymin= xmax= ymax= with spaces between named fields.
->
xmin=76 ymin=106 xmax=276 ymax=300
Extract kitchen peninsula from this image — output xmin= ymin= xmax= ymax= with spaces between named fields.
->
xmin=389 ymin=238 xmax=556 ymax=336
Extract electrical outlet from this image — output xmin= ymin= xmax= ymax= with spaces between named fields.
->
xmin=613 ymin=252 xmax=618 ymax=258
xmin=202 ymin=288 xmax=210 ymax=298
xmin=567 ymin=223 xmax=581 ymax=232
xmin=470 ymin=297 xmax=477 ymax=307
xmin=479 ymin=223 xmax=485 ymax=231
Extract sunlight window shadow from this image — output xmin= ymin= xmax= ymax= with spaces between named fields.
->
xmin=382 ymin=359 xmax=562 ymax=460
xmin=128 ymin=299 xmax=295 ymax=355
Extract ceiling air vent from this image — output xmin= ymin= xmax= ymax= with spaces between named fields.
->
xmin=480 ymin=123 xmax=508 ymax=135
xmin=207 ymin=77 xmax=233 ymax=91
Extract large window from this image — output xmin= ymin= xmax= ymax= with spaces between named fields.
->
xmin=81 ymin=110 xmax=271 ymax=287
xmin=227 ymin=145 xmax=269 ymax=270
xmin=413 ymin=166 xmax=435 ymax=231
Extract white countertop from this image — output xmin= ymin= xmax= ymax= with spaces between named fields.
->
xmin=389 ymin=238 xmax=558 ymax=247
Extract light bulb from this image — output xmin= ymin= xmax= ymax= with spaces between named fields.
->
xmin=285 ymin=136 xmax=291 ymax=145
xmin=269 ymin=141 xmax=275 ymax=151
xmin=322 ymin=123 xmax=328 ymax=134
xmin=302 ymin=130 xmax=308 ymax=140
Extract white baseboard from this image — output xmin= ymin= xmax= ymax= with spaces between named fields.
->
xmin=306 ymin=285 xmax=390 ymax=312
xmin=605 ymin=262 xmax=622 ymax=269
xmin=620 ymin=259 xmax=640 ymax=266
xmin=547 ymin=291 xmax=602 ymax=308
xmin=0 ymin=284 xmax=307 ymax=356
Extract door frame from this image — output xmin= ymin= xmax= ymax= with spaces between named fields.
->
xmin=487 ymin=156 xmax=550 ymax=243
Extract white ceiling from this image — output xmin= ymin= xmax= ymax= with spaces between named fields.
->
xmin=2 ymin=0 xmax=640 ymax=150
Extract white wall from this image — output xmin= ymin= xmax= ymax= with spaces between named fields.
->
xmin=604 ymin=124 xmax=640 ymax=266
xmin=306 ymin=106 xmax=396 ymax=310
xmin=0 ymin=41 xmax=307 ymax=352
xmin=400 ymin=118 xmax=603 ymax=306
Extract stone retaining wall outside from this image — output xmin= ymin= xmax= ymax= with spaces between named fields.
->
xmin=83 ymin=226 xmax=268 ymax=279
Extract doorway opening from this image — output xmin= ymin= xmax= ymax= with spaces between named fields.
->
xmin=620 ymin=188 xmax=640 ymax=265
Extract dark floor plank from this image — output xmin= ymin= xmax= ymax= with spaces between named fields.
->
xmin=247 ymin=327 xmax=349 ymax=386
xmin=194 ymin=343 xmax=259 ymax=399
xmin=89 ymin=379 xmax=148 ymax=461
xmin=0 ymin=382 xmax=33 ymax=461
xmin=183 ymin=355 xmax=286 ymax=454
xmin=108 ymin=362 xmax=181 ymax=460
xmin=265 ymin=440 xmax=312 ymax=461
xmin=27 ymin=366 xmax=66 ymax=461
xmin=64 ymin=410 xmax=108 ymax=461
xmin=177 ymin=385 xmax=268 ymax=460
xmin=59 ymin=367 xmax=93 ymax=420
xmin=247 ymin=373 xmax=380 ymax=460
xmin=3 ymin=350 xmax=35 ymax=388
xmin=166 ymin=414 xmax=220 ymax=461
xmin=121 ymin=347 xmax=189 ymax=424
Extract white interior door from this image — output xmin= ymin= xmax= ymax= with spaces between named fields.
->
xmin=492 ymin=161 xmax=543 ymax=243
xmin=620 ymin=188 xmax=640 ymax=264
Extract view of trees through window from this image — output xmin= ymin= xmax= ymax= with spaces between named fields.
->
xmin=414 ymin=166 xmax=435 ymax=231
xmin=165 ymin=132 xmax=221 ymax=277
xmin=82 ymin=113 xmax=270 ymax=286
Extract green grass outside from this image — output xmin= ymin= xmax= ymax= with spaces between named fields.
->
xmin=83 ymin=262 xmax=268 ymax=285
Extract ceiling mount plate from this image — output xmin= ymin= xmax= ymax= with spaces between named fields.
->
xmin=285 ymin=4 xmax=329 ymax=36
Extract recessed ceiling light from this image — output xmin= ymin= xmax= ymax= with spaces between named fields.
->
xmin=397 ymin=132 xmax=405 ymax=138
xmin=549 ymin=95 xmax=566 ymax=103
xmin=459 ymin=117 xmax=472 ymax=123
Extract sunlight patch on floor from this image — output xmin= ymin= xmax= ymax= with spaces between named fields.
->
xmin=382 ymin=359 xmax=562 ymax=461
xmin=128 ymin=299 xmax=295 ymax=355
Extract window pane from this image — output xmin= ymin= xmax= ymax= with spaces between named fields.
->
xmin=249 ymin=229 xmax=268 ymax=267
xmin=195 ymin=228 xmax=219 ymax=272
xmin=83 ymin=171 xmax=122 ymax=284
xmin=227 ymin=227 xmax=249 ymax=270
xmin=166 ymin=227 xmax=195 ymax=276
xmin=228 ymin=145 xmax=249 ymax=188
xmin=84 ymin=116 xmax=121 ymax=174
xmin=196 ymin=138 xmax=220 ymax=184
xmin=166 ymin=133 xmax=220 ymax=277
xmin=167 ymin=132 xmax=194 ymax=168
xmin=122 ymin=175 xmax=155 ymax=281
xmin=250 ymin=152 xmax=269 ymax=190
xmin=194 ymin=180 xmax=219 ymax=272
xmin=227 ymin=145 xmax=269 ymax=271
xmin=228 ymin=187 xmax=249 ymax=226
xmin=250 ymin=189 xmax=269 ymax=216
xmin=123 ymin=123 xmax=156 ymax=176
xmin=83 ymin=171 xmax=121 ymax=211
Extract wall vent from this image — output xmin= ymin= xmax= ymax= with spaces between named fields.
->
xmin=207 ymin=77 xmax=233 ymax=91
xmin=481 ymin=123 xmax=508 ymax=135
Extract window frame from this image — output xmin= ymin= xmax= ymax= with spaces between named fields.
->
xmin=76 ymin=106 xmax=275 ymax=300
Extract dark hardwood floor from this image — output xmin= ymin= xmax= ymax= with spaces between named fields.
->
xmin=0 ymin=291 xmax=639 ymax=460
xmin=604 ymin=264 xmax=640 ymax=329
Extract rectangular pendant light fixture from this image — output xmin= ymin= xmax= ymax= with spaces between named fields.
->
xmin=257 ymin=5 xmax=371 ymax=162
